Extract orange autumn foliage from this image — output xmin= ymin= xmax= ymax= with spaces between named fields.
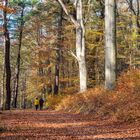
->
xmin=0 ymin=4 xmax=15 ymax=13
xmin=56 ymin=68 xmax=140 ymax=123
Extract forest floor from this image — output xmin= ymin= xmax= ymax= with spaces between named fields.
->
xmin=0 ymin=110 xmax=140 ymax=140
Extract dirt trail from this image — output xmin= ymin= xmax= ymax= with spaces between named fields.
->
xmin=0 ymin=110 xmax=140 ymax=140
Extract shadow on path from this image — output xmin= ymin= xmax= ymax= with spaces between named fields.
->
xmin=0 ymin=110 xmax=140 ymax=140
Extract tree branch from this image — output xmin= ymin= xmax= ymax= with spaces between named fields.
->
xmin=136 ymin=0 xmax=140 ymax=17
xmin=69 ymin=50 xmax=79 ymax=61
xmin=125 ymin=0 xmax=137 ymax=15
xmin=84 ymin=0 xmax=92 ymax=24
xmin=57 ymin=0 xmax=79 ymax=27
xmin=74 ymin=0 xmax=78 ymax=8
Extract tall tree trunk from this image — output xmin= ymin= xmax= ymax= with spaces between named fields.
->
xmin=21 ymin=75 xmax=26 ymax=109
xmin=0 ymin=82 xmax=3 ymax=110
xmin=13 ymin=7 xmax=24 ymax=108
xmin=105 ymin=0 xmax=116 ymax=89
xmin=60 ymin=51 xmax=65 ymax=89
xmin=0 ymin=84 xmax=2 ymax=110
xmin=76 ymin=0 xmax=87 ymax=92
xmin=0 ymin=49 xmax=5 ymax=110
xmin=54 ymin=7 xmax=63 ymax=95
xmin=4 ymin=0 xmax=11 ymax=110
xmin=54 ymin=59 xmax=60 ymax=95
xmin=57 ymin=0 xmax=87 ymax=92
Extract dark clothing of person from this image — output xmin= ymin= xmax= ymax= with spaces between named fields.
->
xmin=35 ymin=105 xmax=39 ymax=111
xmin=39 ymin=98 xmax=44 ymax=110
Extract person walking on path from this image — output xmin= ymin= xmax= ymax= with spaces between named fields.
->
xmin=34 ymin=97 xmax=39 ymax=111
xmin=39 ymin=98 xmax=44 ymax=110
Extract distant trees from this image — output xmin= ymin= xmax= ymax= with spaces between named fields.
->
xmin=126 ymin=0 xmax=140 ymax=33
xmin=0 ymin=0 xmax=37 ymax=110
xmin=126 ymin=0 xmax=140 ymax=67
xmin=116 ymin=1 xmax=139 ymax=70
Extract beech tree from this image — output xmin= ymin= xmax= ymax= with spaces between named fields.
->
xmin=57 ymin=0 xmax=87 ymax=92
xmin=105 ymin=0 xmax=117 ymax=89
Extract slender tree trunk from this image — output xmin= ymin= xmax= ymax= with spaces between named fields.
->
xmin=0 ymin=55 xmax=5 ymax=110
xmin=135 ymin=0 xmax=140 ymax=35
xmin=13 ymin=7 xmax=24 ymax=108
xmin=67 ymin=60 xmax=70 ymax=87
xmin=76 ymin=0 xmax=87 ymax=92
xmin=4 ymin=0 xmax=11 ymax=110
xmin=0 ymin=85 xmax=3 ymax=110
xmin=21 ymin=75 xmax=26 ymax=109
xmin=54 ymin=7 xmax=63 ymax=95
xmin=2 ymin=63 xmax=5 ymax=109
xmin=2 ymin=63 xmax=5 ymax=110
xmin=60 ymin=51 xmax=65 ymax=89
xmin=54 ymin=62 xmax=59 ymax=95
xmin=105 ymin=0 xmax=116 ymax=89
xmin=23 ymin=78 xmax=26 ymax=109
xmin=0 ymin=86 xmax=2 ymax=110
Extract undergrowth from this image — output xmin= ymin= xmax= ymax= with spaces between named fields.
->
xmin=45 ymin=94 xmax=65 ymax=110
xmin=56 ymin=69 xmax=140 ymax=123
xmin=0 ymin=116 xmax=7 ymax=133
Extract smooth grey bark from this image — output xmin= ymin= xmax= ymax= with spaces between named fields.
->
xmin=105 ymin=0 xmax=116 ymax=89
xmin=76 ymin=0 xmax=87 ymax=92
xmin=57 ymin=0 xmax=87 ymax=92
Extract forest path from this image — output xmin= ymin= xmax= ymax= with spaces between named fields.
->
xmin=0 ymin=110 xmax=140 ymax=140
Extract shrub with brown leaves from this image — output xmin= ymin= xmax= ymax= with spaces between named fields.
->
xmin=56 ymin=69 xmax=140 ymax=123
xmin=46 ymin=95 xmax=65 ymax=110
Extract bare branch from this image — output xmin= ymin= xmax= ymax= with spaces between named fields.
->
xmin=74 ymin=0 xmax=78 ymax=8
xmin=57 ymin=0 xmax=79 ymax=27
xmin=69 ymin=50 xmax=79 ymax=61
xmin=125 ymin=0 xmax=137 ymax=15
xmin=136 ymin=0 xmax=140 ymax=17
